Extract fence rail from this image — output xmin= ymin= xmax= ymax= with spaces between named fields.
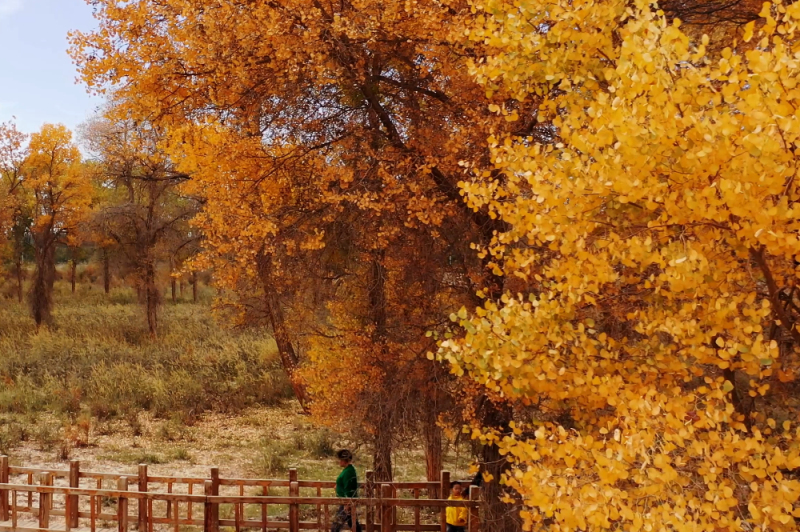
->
xmin=0 ymin=457 xmax=480 ymax=532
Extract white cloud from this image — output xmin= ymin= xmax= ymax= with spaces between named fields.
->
xmin=0 ymin=0 xmax=22 ymax=18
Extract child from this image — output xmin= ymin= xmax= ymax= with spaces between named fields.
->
xmin=446 ymin=481 xmax=468 ymax=532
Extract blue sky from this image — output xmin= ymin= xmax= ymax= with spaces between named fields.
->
xmin=0 ymin=0 xmax=100 ymax=135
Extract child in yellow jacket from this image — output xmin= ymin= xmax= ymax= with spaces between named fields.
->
xmin=446 ymin=482 xmax=468 ymax=532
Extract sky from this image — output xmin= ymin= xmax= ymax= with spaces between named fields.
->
xmin=0 ymin=0 xmax=100 ymax=135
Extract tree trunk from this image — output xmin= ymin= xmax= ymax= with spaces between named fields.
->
xmin=15 ymin=251 xmax=23 ymax=303
xmin=179 ymin=279 xmax=183 ymax=297
xmin=71 ymin=259 xmax=77 ymax=294
xmin=103 ymin=249 xmax=110 ymax=294
xmin=30 ymin=233 xmax=56 ymax=327
xmin=170 ymin=259 xmax=177 ymax=303
xmin=479 ymin=402 xmax=519 ymax=532
xmin=192 ymin=271 xmax=198 ymax=302
xmin=373 ymin=411 xmax=393 ymax=482
xmin=256 ymin=252 xmax=307 ymax=407
xmin=143 ymin=260 xmax=159 ymax=337
xmin=424 ymin=409 xmax=443 ymax=496
xmin=367 ymin=251 xmax=394 ymax=482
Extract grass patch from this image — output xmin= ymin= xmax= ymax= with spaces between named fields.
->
xmin=0 ymin=281 xmax=294 ymax=455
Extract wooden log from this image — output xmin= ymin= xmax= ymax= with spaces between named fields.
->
xmin=0 ymin=456 xmax=8 ymax=521
xmin=439 ymin=471 xmax=450 ymax=532
xmin=209 ymin=468 xmax=220 ymax=532
xmin=118 ymin=477 xmax=129 ymax=532
xmin=380 ymin=485 xmax=393 ymax=532
xmin=138 ymin=464 xmax=148 ymax=532
xmin=38 ymin=473 xmax=52 ymax=529
xmin=68 ymin=460 xmax=80 ymax=528
xmin=468 ymin=486 xmax=480 ymax=532
xmin=289 ymin=480 xmax=299 ymax=532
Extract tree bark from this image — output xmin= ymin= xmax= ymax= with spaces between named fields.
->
xmin=30 ymin=232 xmax=56 ymax=327
xmin=367 ymin=251 xmax=394 ymax=481
xmin=15 ymin=251 xmax=23 ymax=303
xmin=424 ymin=408 xmax=443 ymax=496
xmin=103 ymin=249 xmax=110 ymax=294
xmin=192 ymin=271 xmax=198 ymax=302
xmin=142 ymin=259 xmax=159 ymax=337
xmin=256 ymin=252 xmax=307 ymax=407
xmin=479 ymin=401 xmax=519 ymax=532
xmin=373 ymin=411 xmax=394 ymax=482
xmin=71 ymin=259 xmax=77 ymax=294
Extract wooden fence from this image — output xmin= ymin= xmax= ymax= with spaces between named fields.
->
xmin=0 ymin=457 xmax=480 ymax=532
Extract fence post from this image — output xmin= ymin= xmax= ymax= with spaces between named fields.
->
xmin=439 ymin=471 xmax=450 ymax=532
xmin=137 ymin=465 xmax=148 ymax=532
xmin=39 ymin=472 xmax=52 ymax=529
xmin=204 ymin=481 xmax=213 ymax=532
xmin=468 ymin=486 xmax=481 ymax=532
xmin=289 ymin=479 xmax=299 ymax=532
xmin=0 ymin=455 xmax=8 ymax=521
xmin=118 ymin=477 xmax=129 ymax=532
xmin=365 ymin=470 xmax=374 ymax=532
xmin=380 ymin=484 xmax=393 ymax=532
xmin=68 ymin=460 xmax=80 ymax=528
xmin=209 ymin=467 xmax=220 ymax=532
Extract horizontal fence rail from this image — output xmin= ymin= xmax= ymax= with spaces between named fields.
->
xmin=0 ymin=457 xmax=480 ymax=532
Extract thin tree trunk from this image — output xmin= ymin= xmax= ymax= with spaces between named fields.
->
xmin=15 ymin=251 xmax=23 ymax=303
xmin=256 ymin=252 xmax=307 ymax=407
xmin=179 ymin=278 xmax=183 ymax=297
xmin=192 ymin=271 xmax=198 ymax=302
xmin=30 ymin=233 xmax=56 ymax=327
xmin=143 ymin=260 xmax=159 ymax=337
xmin=170 ymin=259 xmax=177 ymax=303
xmin=71 ymin=259 xmax=77 ymax=294
xmin=103 ymin=249 xmax=110 ymax=294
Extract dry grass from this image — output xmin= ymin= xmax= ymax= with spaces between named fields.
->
xmin=0 ymin=278 xmax=474 ymax=482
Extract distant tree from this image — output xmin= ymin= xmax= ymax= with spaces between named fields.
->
xmin=24 ymin=124 xmax=92 ymax=325
xmin=0 ymin=120 xmax=30 ymax=302
xmin=81 ymin=112 xmax=200 ymax=335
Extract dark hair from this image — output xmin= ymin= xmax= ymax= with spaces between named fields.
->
xmin=450 ymin=481 xmax=463 ymax=489
xmin=336 ymin=449 xmax=353 ymax=461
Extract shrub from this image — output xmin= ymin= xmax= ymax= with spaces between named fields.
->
xmin=251 ymin=437 xmax=292 ymax=477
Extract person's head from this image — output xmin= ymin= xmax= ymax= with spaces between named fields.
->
xmin=450 ymin=481 xmax=464 ymax=497
xmin=336 ymin=449 xmax=353 ymax=467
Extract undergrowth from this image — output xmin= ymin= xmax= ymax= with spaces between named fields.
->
xmin=0 ymin=280 xmax=294 ymax=454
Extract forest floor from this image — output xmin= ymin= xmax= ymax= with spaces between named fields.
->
xmin=5 ymin=402 xmax=474 ymax=483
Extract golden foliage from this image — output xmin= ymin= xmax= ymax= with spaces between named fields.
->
xmin=438 ymin=1 xmax=800 ymax=530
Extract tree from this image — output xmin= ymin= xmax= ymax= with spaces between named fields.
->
xmin=439 ymin=1 xmax=800 ymax=531
xmin=24 ymin=124 xmax=92 ymax=325
xmin=0 ymin=120 xmax=30 ymax=303
xmin=81 ymin=112 xmax=200 ymax=336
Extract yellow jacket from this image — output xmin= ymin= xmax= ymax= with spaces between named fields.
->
xmin=446 ymin=495 xmax=468 ymax=527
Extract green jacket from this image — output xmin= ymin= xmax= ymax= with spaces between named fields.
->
xmin=336 ymin=464 xmax=358 ymax=498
